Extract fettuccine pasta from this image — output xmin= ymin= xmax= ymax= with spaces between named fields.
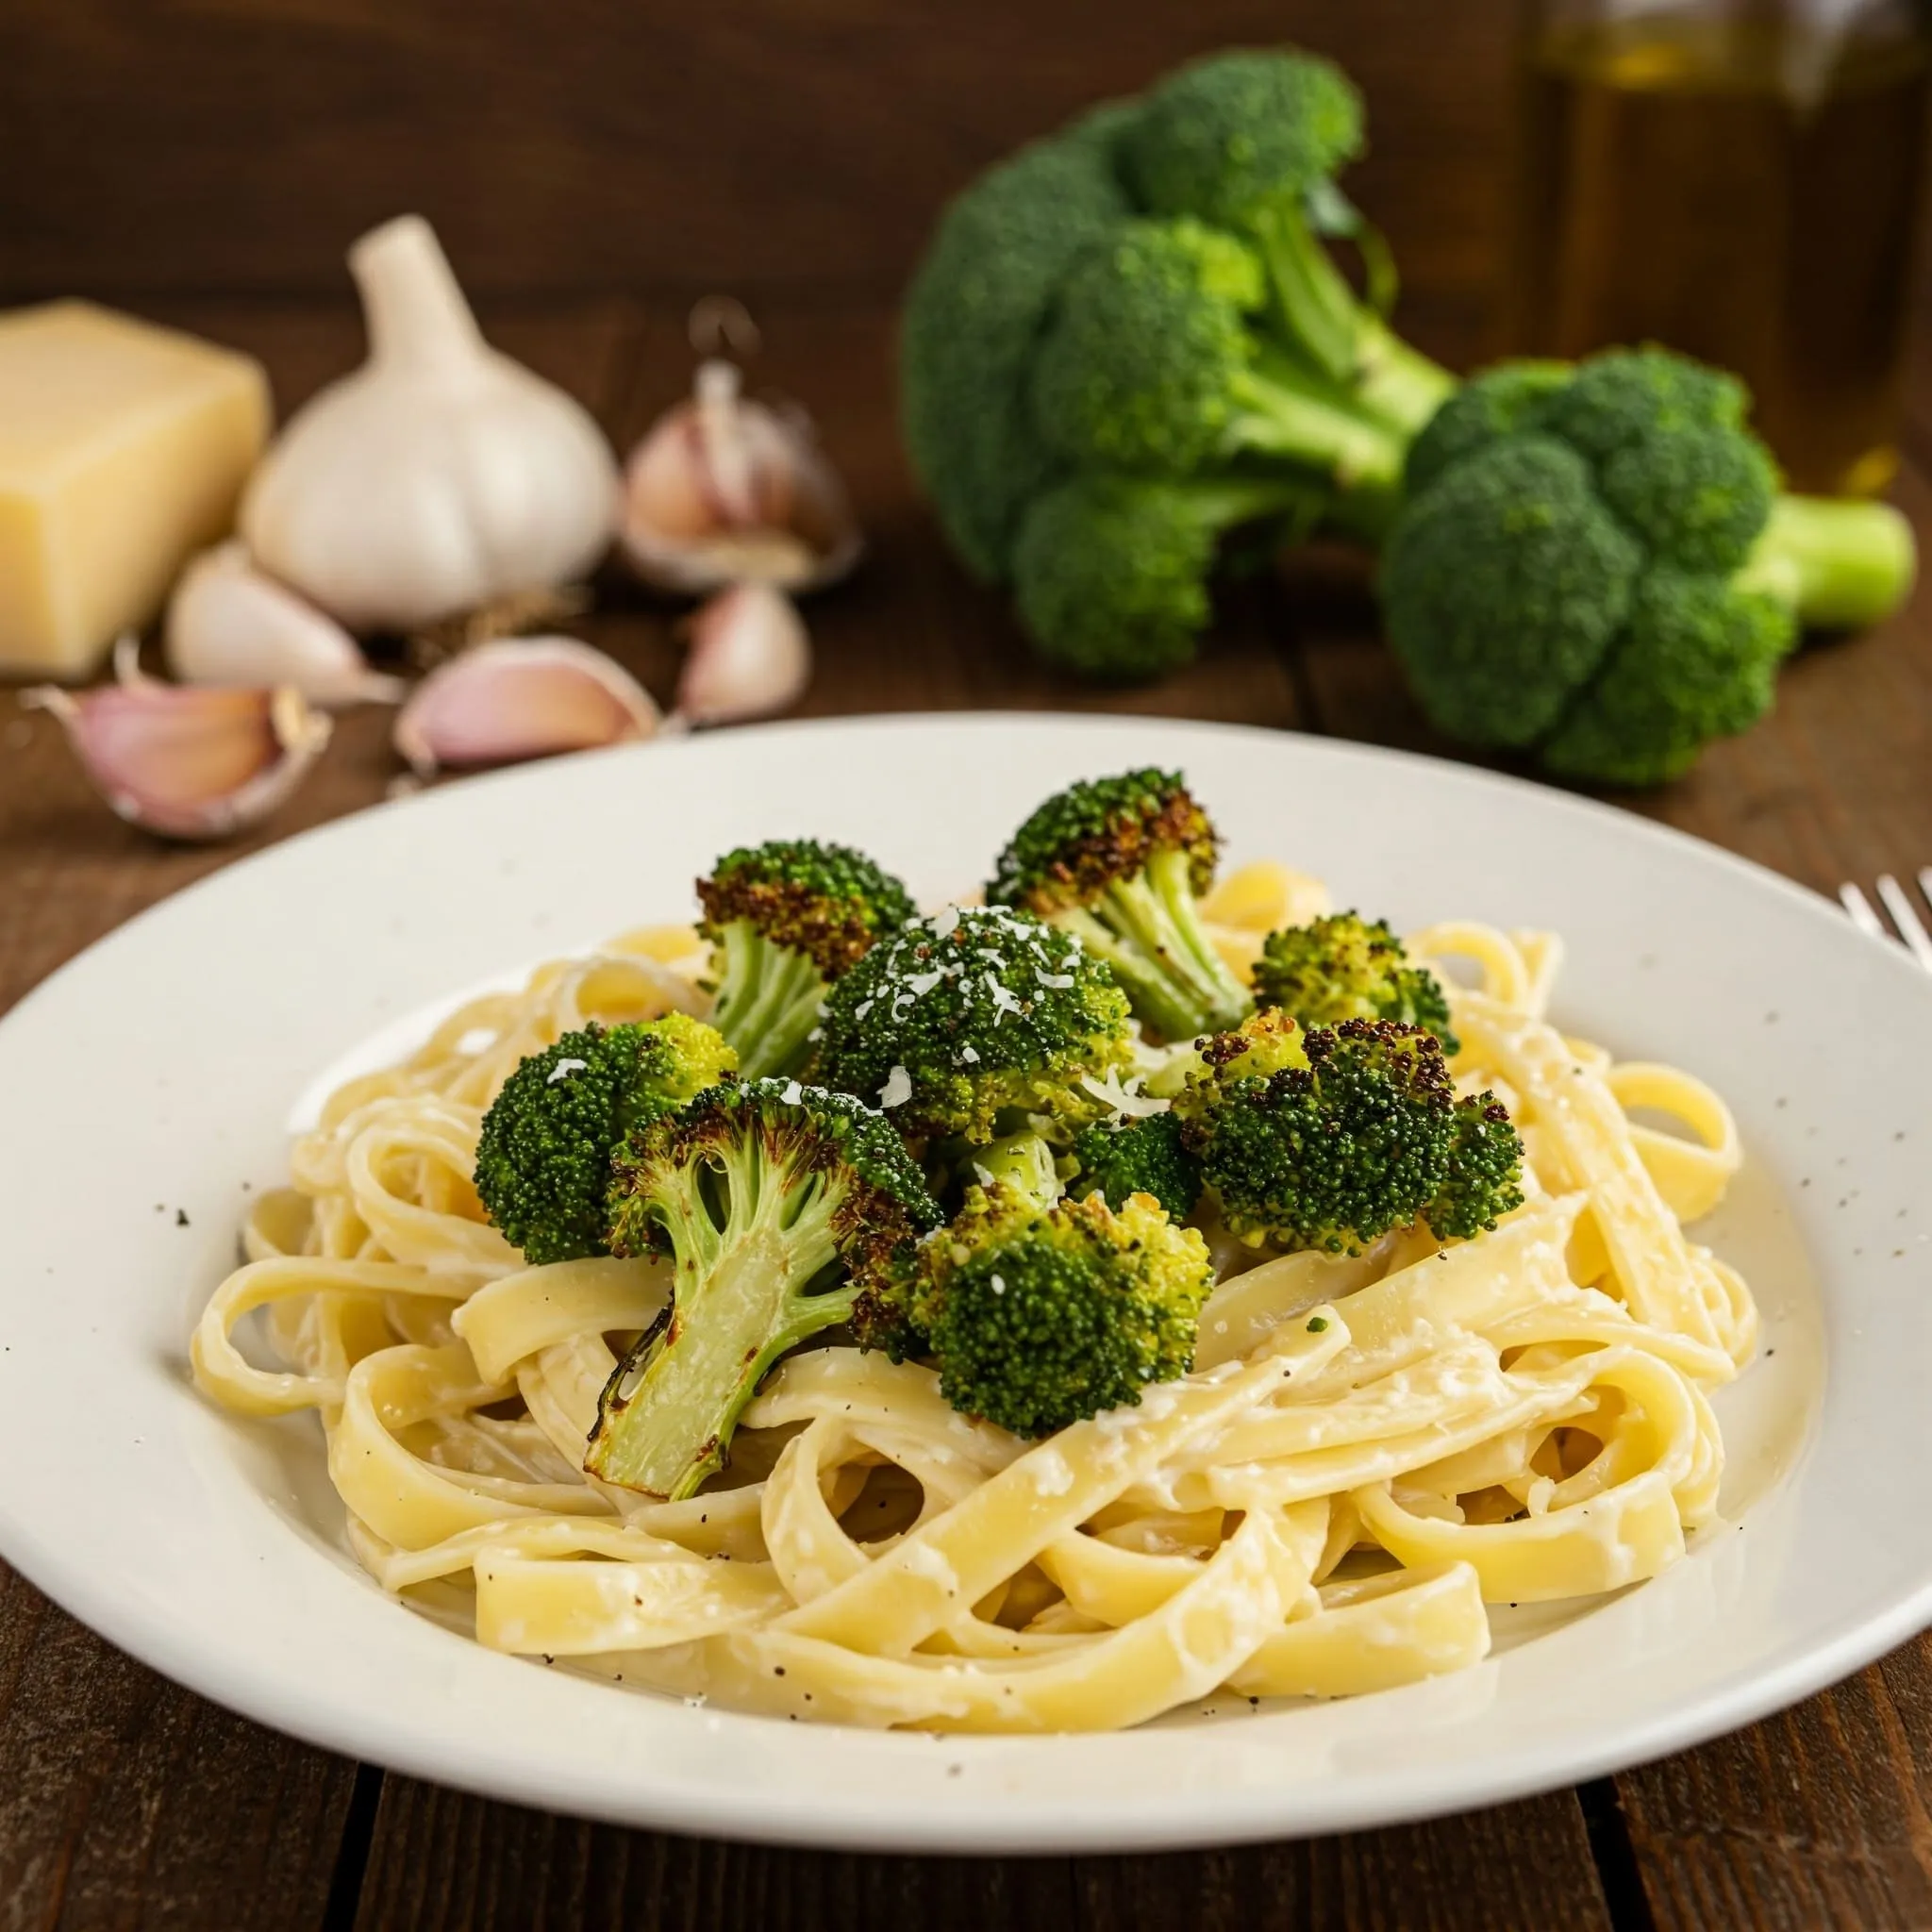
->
xmin=192 ymin=862 xmax=1755 ymax=1731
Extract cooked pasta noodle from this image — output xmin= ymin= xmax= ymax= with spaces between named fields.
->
xmin=192 ymin=862 xmax=1756 ymax=1732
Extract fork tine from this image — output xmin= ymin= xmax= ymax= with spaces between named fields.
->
xmin=1840 ymin=881 xmax=1889 ymax=941
xmin=1875 ymin=874 xmax=1932 ymax=972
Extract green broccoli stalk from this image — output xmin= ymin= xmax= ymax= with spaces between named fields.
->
xmin=1383 ymin=348 xmax=1917 ymax=784
xmin=696 ymin=840 xmax=915 ymax=1082
xmin=1173 ymin=1009 xmax=1523 ymax=1254
xmin=989 ymin=768 xmax=1251 ymax=1044
xmin=473 ymin=1015 xmax=736 ymax=1265
xmin=1011 ymin=473 xmax=1322 ymax=683
xmin=813 ymin=904 xmax=1135 ymax=1143
xmin=1120 ymin=49 xmax=1454 ymax=441
xmin=1069 ymin=1109 xmax=1203 ymax=1222
xmin=586 ymin=1080 xmax=941 ymax=1500
xmin=1253 ymin=911 xmax=1457 ymax=1053
xmin=913 ymin=1185 xmax=1213 ymax=1438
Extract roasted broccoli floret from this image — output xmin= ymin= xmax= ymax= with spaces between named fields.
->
xmin=1120 ymin=49 xmax=1453 ymax=435
xmin=989 ymin=768 xmax=1250 ymax=1043
xmin=813 ymin=904 xmax=1134 ymax=1143
xmin=1010 ymin=472 xmax=1320 ymax=682
xmin=473 ymin=1015 xmax=736 ymax=1266
xmin=1383 ymin=348 xmax=1917 ymax=784
xmin=913 ymin=1184 xmax=1213 ymax=1438
xmin=1252 ymin=910 xmax=1457 ymax=1053
xmin=1173 ymin=1009 xmax=1523 ymax=1254
xmin=585 ymin=1080 xmax=941 ymax=1499
xmin=697 ymin=839 xmax=915 ymax=1081
xmin=1068 ymin=1110 xmax=1202 ymax=1222
xmin=898 ymin=103 xmax=1136 ymax=583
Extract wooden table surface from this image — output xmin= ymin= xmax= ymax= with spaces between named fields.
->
xmin=3 ymin=294 xmax=1931 ymax=1932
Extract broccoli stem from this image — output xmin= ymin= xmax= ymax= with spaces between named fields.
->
xmin=973 ymin=1129 xmax=1064 ymax=1209
xmin=1228 ymin=354 xmax=1409 ymax=496
xmin=586 ymin=1144 xmax=853 ymax=1500
xmin=1059 ymin=846 xmax=1252 ymax=1043
xmin=1739 ymin=493 xmax=1917 ymax=631
xmin=708 ymin=922 xmax=827 ymax=1080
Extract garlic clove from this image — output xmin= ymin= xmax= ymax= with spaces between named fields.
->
xmin=620 ymin=358 xmax=861 ymax=594
xmin=673 ymin=584 xmax=812 ymax=727
xmin=25 ymin=644 xmax=332 ymax=841
xmin=165 ymin=541 xmax=406 ymax=707
xmin=242 ymin=215 xmax=620 ymax=633
xmin=392 ymin=635 xmax=661 ymax=775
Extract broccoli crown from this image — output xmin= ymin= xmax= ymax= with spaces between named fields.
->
xmin=473 ymin=1015 xmax=736 ymax=1266
xmin=696 ymin=839 xmax=915 ymax=979
xmin=1030 ymin=220 xmax=1266 ymax=475
xmin=987 ymin=769 xmax=1248 ymax=1043
xmin=1173 ymin=1010 xmax=1523 ymax=1253
xmin=1122 ymin=47 xmax=1365 ymax=229
xmin=1069 ymin=1109 xmax=1203 ymax=1222
xmin=1252 ymin=911 xmax=1458 ymax=1053
xmin=590 ymin=1079 xmax=943 ymax=1497
xmin=898 ymin=109 xmax=1136 ymax=583
xmin=1383 ymin=347 xmax=1803 ymax=780
xmin=913 ymin=1185 xmax=1213 ymax=1438
xmin=991 ymin=767 xmax=1216 ymax=910
xmin=812 ymin=905 xmax=1134 ymax=1142
xmin=1010 ymin=474 xmax=1313 ymax=683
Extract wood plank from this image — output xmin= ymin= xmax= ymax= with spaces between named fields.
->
xmin=352 ymin=1776 xmax=1607 ymax=1932
xmin=0 ymin=1563 xmax=358 ymax=1931
xmin=0 ymin=1 xmax=1512 ymax=325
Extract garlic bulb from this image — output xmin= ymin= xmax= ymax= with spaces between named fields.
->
xmin=621 ymin=358 xmax=860 ymax=594
xmin=25 ymin=640 xmax=331 ymax=841
xmin=242 ymin=215 xmax=620 ymax=632
xmin=393 ymin=635 xmax=660 ymax=775
xmin=673 ymin=584 xmax=812 ymax=727
xmin=165 ymin=542 xmax=404 ymax=706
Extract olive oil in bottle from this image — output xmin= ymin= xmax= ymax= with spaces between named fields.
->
xmin=1508 ymin=2 xmax=1929 ymax=494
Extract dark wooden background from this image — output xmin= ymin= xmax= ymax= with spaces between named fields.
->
xmin=4 ymin=3 xmax=1932 ymax=1929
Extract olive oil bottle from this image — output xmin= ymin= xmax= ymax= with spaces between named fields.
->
xmin=1508 ymin=1 xmax=1929 ymax=494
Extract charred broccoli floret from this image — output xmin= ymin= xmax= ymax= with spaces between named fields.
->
xmin=812 ymin=904 xmax=1134 ymax=1143
xmin=1068 ymin=1109 xmax=1202 ymax=1222
xmin=697 ymin=840 xmax=915 ymax=1081
xmin=1252 ymin=910 xmax=1457 ymax=1053
xmin=989 ymin=768 xmax=1250 ymax=1043
xmin=1173 ymin=1009 xmax=1523 ymax=1253
xmin=473 ymin=1015 xmax=736 ymax=1266
xmin=585 ymin=1080 xmax=941 ymax=1499
xmin=913 ymin=1185 xmax=1212 ymax=1438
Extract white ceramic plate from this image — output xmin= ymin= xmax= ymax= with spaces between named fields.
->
xmin=1 ymin=714 xmax=1928 ymax=1854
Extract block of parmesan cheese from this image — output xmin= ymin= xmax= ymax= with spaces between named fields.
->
xmin=0 ymin=302 xmax=271 ymax=679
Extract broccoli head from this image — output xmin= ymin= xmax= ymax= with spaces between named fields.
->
xmin=1383 ymin=347 xmax=1915 ymax=784
xmin=913 ymin=1184 xmax=1212 ymax=1438
xmin=697 ymin=839 xmax=915 ymax=1082
xmin=812 ymin=905 xmax=1135 ymax=1143
xmin=473 ymin=1015 xmax=736 ymax=1266
xmin=587 ymin=1079 xmax=941 ymax=1499
xmin=1173 ymin=1009 xmax=1524 ymax=1253
xmin=898 ymin=106 xmax=1136 ymax=583
xmin=1120 ymin=48 xmax=1452 ymax=428
xmin=1068 ymin=1108 xmax=1202 ymax=1222
xmin=1253 ymin=910 xmax=1457 ymax=1053
xmin=1010 ymin=472 xmax=1320 ymax=682
xmin=989 ymin=768 xmax=1251 ymax=1043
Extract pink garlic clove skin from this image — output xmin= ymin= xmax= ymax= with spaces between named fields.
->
xmin=620 ymin=359 xmax=862 ymax=594
xmin=25 ymin=657 xmax=332 ymax=842
xmin=674 ymin=583 xmax=812 ymax=727
xmin=392 ymin=635 xmax=661 ymax=776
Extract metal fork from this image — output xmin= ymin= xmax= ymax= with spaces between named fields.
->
xmin=1839 ymin=870 xmax=1932 ymax=972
